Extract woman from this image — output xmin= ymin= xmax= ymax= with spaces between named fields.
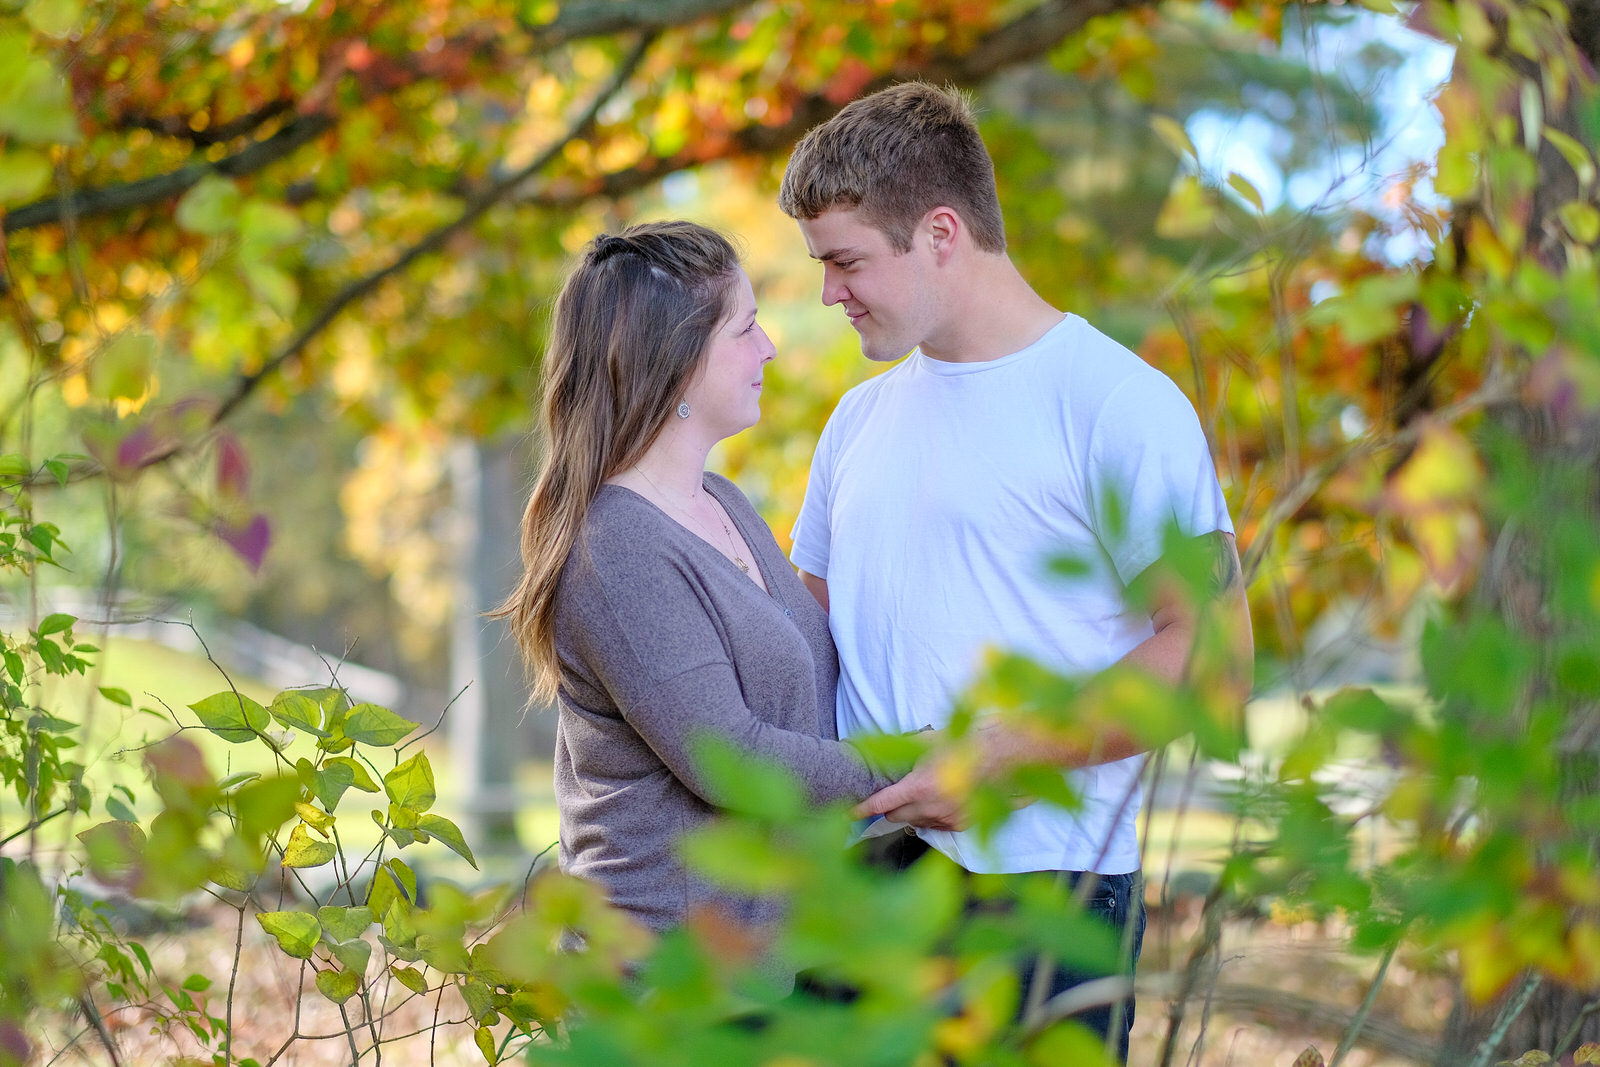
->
xmin=496 ymin=221 xmax=895 ymax=949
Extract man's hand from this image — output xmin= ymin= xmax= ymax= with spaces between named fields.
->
xmin=853 ymin=763 xmax=971 ymax=831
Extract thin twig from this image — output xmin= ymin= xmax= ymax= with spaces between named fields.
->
xmin=0 ymin=805 xmax=68 ymax=846
xmin=223 ymin=897 xmax=247 ymax=1065
xmin=1554 ymin=996 xmax=1600 ymax=1060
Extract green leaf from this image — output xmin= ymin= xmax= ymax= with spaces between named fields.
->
xmin=419 ymin=934 xmax=471 ymax=974
xmin=417 ymin=814 xmax=477 ymax=869
xmin=105 ymin=795 xmax=137 ymax=822
xmin=1559 ymin=201 xmax=1600 ymax=244
xmin=76 ymin=820 xmax=146 ymax=874
xmin=181 ymin=972 xmax=212 ymax=993
xmin=689 ymin=735 xmax=804 ymax=819
xmin=89 ymin=330 xmax=156 ymax=402
xmin=234 ymin=776 xmax=299 ymax=838
xmin=239 ymin=199 xmax=303 ymax=252
xmin=0 ymin=147 xmax=50 ymax=203
xmin=312 ymin=755 xmax=379 ymax=811
xmin=343 ymin=703 xmax=419 ymax=747
xmin=281 ymin=823 xmax=337 ymax=868
xmin=1545 ymin=127 xmax=1596 ymax=189
xmin=367 ymin=858 xmax=416 ymax=916
xmin=217 ymin=771 xmax=261 ymax=791
xmin=315 ymin=967 xmax=361 ymax=1004
xmin=459 ymin=977 xmax=496 ymax=1022
xmin=474 ymin=1025 xmax=497 ymax=1065
xmin=0 ymin=40 xmax=81 ymax=145
xmin=37 ymin=612 xmax=74 ymax=636
xmin=176 ymin=175 xmax=241 ymax=236
xmin=269 ymin=691 xmax=327 ymax=737
xmin=98 ymin=686 xmax=132 ymax=707
xmin=331 ymin=937 xmax=371 ymax=976
xmin=392 ymin=965 xmax=428 ymax=995
xmin=317 ymin=905 xmax=373 ymax=942
xmin=43 ymin=458 xmax=68 ymax=487
xmin=242 ymin=261 xmax=298 ymax=319
xmin=383 ymin=753 xmax=435 ymax=812
xmin=23 ymin=0 xmax=83 ymax=37
xmin=256 ymin=911 xmax=320 ymax=959
xmin=190 ymin=694 xmax=272 ymax=742
xmin=0 ymin=453 xmax=30 ymax=478
xmin=189 ymin=691 xmax=270 ymax=743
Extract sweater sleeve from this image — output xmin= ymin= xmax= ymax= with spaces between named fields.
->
xmin=558 ymin=533 xmax=892 ymax=805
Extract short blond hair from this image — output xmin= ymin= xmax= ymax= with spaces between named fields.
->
xmin=779 ymin=82 xmax=1006 ymax=254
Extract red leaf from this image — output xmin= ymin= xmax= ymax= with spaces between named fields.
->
xmin=216 ymin=434 xmax=250 ymax=497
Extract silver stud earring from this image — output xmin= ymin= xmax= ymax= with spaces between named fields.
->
xmin=676 ymin=401 xmax=691 ymax=419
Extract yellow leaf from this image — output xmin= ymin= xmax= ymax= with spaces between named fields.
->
xmin=1390 ymin=423 xmax=1483 ymax=507
xmin=282 ymin=822 xmax=337 ymax=868
xmin=1573 ymin=1042 xmax=1600 ymax=1065
xmin=1567 ymin=923 xmax=1600 ymax=988
xmin=1458 ymin=923 xmax=1520 ymax=1002
xmin=295 ymin=802 xmax=336 ymax=834
xmin=1155 ymin=173 xmax=1217 ymax=239
xmin=1292 ymin=1047 xmax=1327 ymax=1067
xmin=1227 ymin=171 xmax=1265 ymax=213
xmin=88 ymin=331 xmax=156 ymax=403
xmin=1149 ymin=114 xmax=1196 ymax=161
xmin=1409 ymin=511 xmax=1483 ymax=592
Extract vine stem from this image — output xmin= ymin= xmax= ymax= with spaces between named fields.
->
xmin=1466 ymin=972 xmax=1543 ymax=1067
xmin=1328 ymin=941 xmax=1397 ymax=1067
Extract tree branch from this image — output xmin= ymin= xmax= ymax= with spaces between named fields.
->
xmin=3 ymin=112 xmax=336 ymax=234
xmin=518 ymin=0 xmax=1150 ymax=207
xmin=519 ymin=0 xmax=750 ymax=47
xmin=117 ymin=98 xmax=297 ymax=148
xmin=197 ymin=33 xmax=658 ymax=440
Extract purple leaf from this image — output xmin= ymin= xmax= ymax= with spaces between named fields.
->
xmin=115 ymin=423 xmax=165 ymax=469
xmin=217 ymin=514 xmax=271 ymax=571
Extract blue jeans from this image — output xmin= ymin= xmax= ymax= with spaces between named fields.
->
xmin=860 ymin=831 xmax=1146 ymax=1063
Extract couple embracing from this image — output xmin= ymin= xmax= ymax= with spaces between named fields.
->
xmin=496 ymin=82 xmax=1252 ymax=1060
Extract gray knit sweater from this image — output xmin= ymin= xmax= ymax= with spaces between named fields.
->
xmin=551 ymin=473 xmax=892 ymax=934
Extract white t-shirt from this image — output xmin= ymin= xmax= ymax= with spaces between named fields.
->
xmin=790 ymin=314 xmax=1233 ymax=874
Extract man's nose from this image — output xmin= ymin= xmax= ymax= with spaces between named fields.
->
xmin=821 ymin=268 xmax=847 ymax=307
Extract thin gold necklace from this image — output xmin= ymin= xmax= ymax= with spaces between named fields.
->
xmin=633 ymin=465 xmax=751 ymax=574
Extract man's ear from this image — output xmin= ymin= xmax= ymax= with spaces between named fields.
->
xmin=924 ymin=206 xmax=961 ymax=264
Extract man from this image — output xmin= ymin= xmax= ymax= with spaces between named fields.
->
xmin=778 ymin=82 xmax=1253 ymax=1057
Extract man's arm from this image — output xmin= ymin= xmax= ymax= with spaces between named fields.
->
xmin=799 ymin=570 xmax=829 ymax=613
xmin=856 ymin=531 xmax=1253 ymax=831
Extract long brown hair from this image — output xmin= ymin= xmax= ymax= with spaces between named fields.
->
xmin=494 ymin=221 xmax=741 ymax=703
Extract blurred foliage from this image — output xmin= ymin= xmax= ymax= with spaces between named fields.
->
xmin=3 ymin=0 xmax=1600 ymax=1063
